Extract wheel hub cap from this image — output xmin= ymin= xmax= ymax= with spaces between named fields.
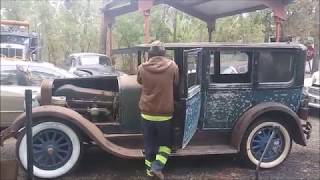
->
xmin=32 ymin=129 xmax=73 ymax=170
xmin=250 ymin=126 xmax=285 ymax=162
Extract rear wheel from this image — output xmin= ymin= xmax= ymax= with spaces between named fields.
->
xmin=16 ymin=120 xmax=82 ymax=179
xmin=241 ymin=119 xmax=292 ymax=168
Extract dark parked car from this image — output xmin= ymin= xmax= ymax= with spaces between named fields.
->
xmin=0 ymin=43 xmax=312 ymax=179
xmin=66 ymin=53 xmax=120 ymax=77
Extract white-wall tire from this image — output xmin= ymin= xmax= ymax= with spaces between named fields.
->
xmin=16 ymin=121 xmax=82 ymax=179
xmin=241 ymin=119 xmax=292 ymax=169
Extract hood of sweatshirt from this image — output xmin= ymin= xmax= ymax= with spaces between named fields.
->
xmin=142 ymin=56 xmax=173 ymax=73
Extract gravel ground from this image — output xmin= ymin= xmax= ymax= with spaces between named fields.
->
xmin=1 ymin=111 xmax=319 ymax=180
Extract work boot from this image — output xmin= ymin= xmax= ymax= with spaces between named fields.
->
xmin=151 ymin=170 xmax=164 ymax=180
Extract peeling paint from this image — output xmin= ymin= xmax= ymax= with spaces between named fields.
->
xmin=183 ymin=89 xmax=201 ymax=147
xmin=203 ymin=87 xmax=302 ymax=129
xmin=204 ymin=89 xmax=253 ymax=129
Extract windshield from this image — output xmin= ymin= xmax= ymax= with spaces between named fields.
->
xmin=0 ymin=47 xmax=23 ymax=58
xmin=79 ymin=55 xmax=110 ymax=66
xmin=0 ymin=35 xmax=29 ymax=45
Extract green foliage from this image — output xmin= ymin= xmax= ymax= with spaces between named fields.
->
xmin=114 ymin=12 xmax=144 ymax=48
xmin=1 ymin=0 xmax=318 ymax=68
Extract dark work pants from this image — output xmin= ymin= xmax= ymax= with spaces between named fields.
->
xmin=142 ymin=119 xmax=172 ymax=174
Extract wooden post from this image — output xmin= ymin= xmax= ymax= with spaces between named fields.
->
xmin=207 ymin=20 xmax=215 ymax=42
xmin=138 ymin=0 xmax=154 ymax=43
xmin=274 ymin=16 xmax=281 ymax=42
xmin=143 ymin=9 xmax=151 ymax=44
xmin=107 ymin=22 xmax=113 ymax=57
xmin=99 ymin=13 xmax=107 ymax=54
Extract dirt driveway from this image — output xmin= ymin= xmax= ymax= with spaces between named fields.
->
xmin=1 ymin=112 xmax=319 ymax=180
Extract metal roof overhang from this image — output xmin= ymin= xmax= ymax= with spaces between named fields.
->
xmin=102 ymin=0 xmax=293 ymax=22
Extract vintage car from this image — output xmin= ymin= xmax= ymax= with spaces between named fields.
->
xmin=65 ymin=53 xmax=121 ymax=77
xmin=0 ymin=43 xmax=312 ymax=178
xmin=304 ymin=71 xmax=320 ymax=109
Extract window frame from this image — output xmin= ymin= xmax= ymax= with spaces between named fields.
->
xmin=255 ymin=49 xmax=297 ymax=88
xmin=210 ymin=49 xmax=253 ymax=84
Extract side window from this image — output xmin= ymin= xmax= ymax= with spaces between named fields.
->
xmin=187 ymin=53 xmax=199 ymax=88
xmin=209 ymin=53 xmax=214 ymax=75
xmin=258 ymin=51 xmax=294 ymax=83
xmin=211 ymin=50 xmax=251 ymax=83
xmin=0 ymin=65 xmax=18 ymax=85
xmin=28 ymin=66 xmax=65 ymax=86
xmin=220 ymin=51 xmax=248 ymax=74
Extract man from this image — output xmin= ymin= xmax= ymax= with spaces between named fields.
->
xmin=137 ymin=40 xmax=179 ymax=179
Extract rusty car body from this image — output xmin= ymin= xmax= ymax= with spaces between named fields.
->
xmin=0 ymin=43 xmax=312 ymax=178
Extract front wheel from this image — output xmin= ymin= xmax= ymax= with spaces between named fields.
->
xmin=241 ymin=119 xmax=292 ymax=169
xmin=16 ymin=121 xmax=82 ymax=179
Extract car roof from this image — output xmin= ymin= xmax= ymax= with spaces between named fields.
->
xmin=135 ymin=42 xmax=306 ymax=49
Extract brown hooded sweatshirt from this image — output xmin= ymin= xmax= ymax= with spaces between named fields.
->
xmin=137 ymin=56 xmax=179 ymax=116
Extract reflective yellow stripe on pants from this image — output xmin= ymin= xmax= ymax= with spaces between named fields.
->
xmin=156 ymin=146 xmax=171 ymax=165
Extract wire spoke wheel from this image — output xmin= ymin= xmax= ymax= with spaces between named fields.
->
xmin=17 ymin=121 xmax=82 ymax=179
xmin=250 ymin=127 xmax=285 ymax=162
xmin=32 ymin=129 xmax=73 ymax=170
xmin=241 ymin=119 xmax=292 ymax=169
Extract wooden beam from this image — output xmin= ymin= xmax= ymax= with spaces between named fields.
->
xmin=143 ymin=9 xmax=151 ymax=43
xmin=99 ymin=13 xmax=107 ymax=54
xmin=274 ymin=16 xmax=282 ymax=42
xmin=107 ymin=22 xmax=113 ymax=57
xmin=207 ymin=20 xmax=216 ymax=42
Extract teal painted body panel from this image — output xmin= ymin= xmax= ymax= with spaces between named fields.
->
xmin=204 ymin=87 xmax=253 ymax=129
xmin=203 ymin=87 xmax=302 ymax=129
xmin=252 ymin=88 xmax=302 ymax=112
xmin=183 ymin=86 xmax=201 ymax=148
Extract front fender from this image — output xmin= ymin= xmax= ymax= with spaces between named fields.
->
xmin=0 ymin=105 xmax=143 ymax=159
xmin=231 ymin=102 xmax=307 ymax=150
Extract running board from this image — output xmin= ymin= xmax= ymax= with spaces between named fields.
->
xmin=172 ymin=145 xmax=238 ymax=156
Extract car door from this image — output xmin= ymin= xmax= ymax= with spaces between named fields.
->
xmin=0 ymin=65 xmax=38 ymax=127
xmin=203 ymin=49 xmax=253 ymax=129
xmin=182 ymin=48 xmax=204 ymax=148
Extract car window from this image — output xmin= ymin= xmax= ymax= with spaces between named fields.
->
xmin=209 ymin=53 xmax=214 ymax=74
xmin=0 ymin=65 xmax=18 ymax=85
xmin=28 ymin=65 xmax=66 ymax=86
xmin=187 ymin=52 xmax=199 ymax=88
xmin=257 ymin=51 xmax=294 ymax=83
xmin=220 ymin=51 xmax=248 ymax=74
xmin=210 ymin=50 xmax=252 ymax=83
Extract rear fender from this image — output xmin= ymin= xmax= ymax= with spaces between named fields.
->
xmin=0 ymin=105 xmax=142 ymax=159
xmin=231 ymin=102 xmax=307 ymax=150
